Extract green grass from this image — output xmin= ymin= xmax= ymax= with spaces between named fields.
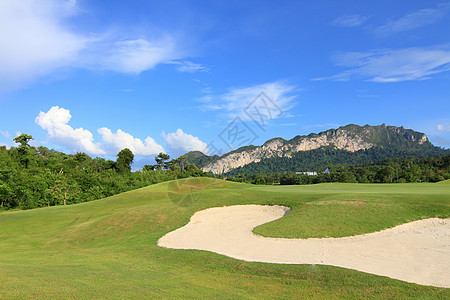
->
xmin=0 ymin=178 xmax=449 ymax=299
xmin=436 ymin=179 xmax=450 ymax=184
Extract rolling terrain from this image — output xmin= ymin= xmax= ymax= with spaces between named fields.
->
xmin=0 ymin=178 xmax=449 ymax=298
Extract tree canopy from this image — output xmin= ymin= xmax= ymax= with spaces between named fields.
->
xmin=116 ymin=148 xmax=134 ymax=173
xmin=0 ymin=135 xmax=211 ymax=211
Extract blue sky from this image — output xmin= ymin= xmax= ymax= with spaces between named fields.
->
xmin=0 ymin=0 xmax=449 ymax=167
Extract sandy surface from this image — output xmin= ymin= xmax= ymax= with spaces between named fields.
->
xmin=158 ymin=205 xmax=450 ymax=288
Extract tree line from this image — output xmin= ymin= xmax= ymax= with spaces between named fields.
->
xmin=225 ymin=155 xmax=450 ymax=185
xmin=0 ymin=134 xmax=210 ymax=210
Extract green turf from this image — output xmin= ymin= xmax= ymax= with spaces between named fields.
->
xmin=436 ymin=179 xmax=450 ymax=184
xmin=1 ymin=178 xmax=449 ymax=299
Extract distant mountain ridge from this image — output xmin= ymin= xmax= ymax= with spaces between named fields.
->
xmin=184 ymin=124 xmax=449 ymax=175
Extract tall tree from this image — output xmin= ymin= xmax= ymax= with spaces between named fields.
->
xmin=155 ymin=152 xmax=170 ymax=170
xmin=13 ymin=134 xmax=33 ymax=147
xmin=13 ymin=134 xmax=33 ymax=168
xmin=116 ymin=148 xmax=134 ymax=173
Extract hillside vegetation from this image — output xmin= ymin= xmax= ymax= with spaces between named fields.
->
xmin=185 ymin=124 xmax=449 ymax=175
xmin=0 ymin=134 xmax=209 ymax=210
xmin=226 ymin=155 xmax=450 ymax=184
xmin=0 ymin=178 xmax=449 ymax=298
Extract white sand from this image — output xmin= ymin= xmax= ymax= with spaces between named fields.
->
xmin=158 ymin=205 xmax=450 ymax=288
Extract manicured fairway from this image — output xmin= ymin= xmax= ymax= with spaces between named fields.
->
xmin=0 ymin=178 xmax=449 ymax=298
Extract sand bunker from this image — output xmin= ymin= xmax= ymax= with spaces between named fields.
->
xmin=158 ymin=205 xmax=450 ymax=288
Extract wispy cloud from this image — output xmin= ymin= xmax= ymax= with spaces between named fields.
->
xmin=100 ymin=37 xmax=180 ymax=74
xmin=375 ymin=3 xmax=450 ymax=36
xmin=0 ymin=0 xmax=88 ymax=92
xmin=171 ymin=61 xmax=208 ymax=73
xmin=0 ymin=0 xmax=202 ymax=92
xmin=200 ymin=82 xmax=297 ymax=121
xmin=429 ymin=135 xmax=450 ymax=147
xmin=437 ymin=124 xmax=450 ymax=132
xmin=314 ymin=47 xmax=450 ymax=82
xmin=332 ymin=14 xmax=369 ymax=27
xmin=0 ymin=130 xmax=10 ymax=138
xmin=0 ymin=130 xmax=11 ymax=149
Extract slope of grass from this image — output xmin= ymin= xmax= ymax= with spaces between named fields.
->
xmin=436 ymin=179 xmax=450 ymax=184
xmin=0 ymin=178 xmax=449 ymax=299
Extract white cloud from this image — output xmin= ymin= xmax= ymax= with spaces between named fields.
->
xmin=98 ymin=128 xmax=165 ymax=156
xmin=35 ymin=106 xmax=105 ymax=155
xmin=314 ymin=47 xmax=450 ymax=82
xmin=35 ymin=106 xmax=167 ymax=156
xmin=162 ymin=129 xmax=207 ymax=152
xmin=0 ymin=130 xmax=10 ymax=138
xmin=0 ymin=0 xmax=200 ymax=92
xmin=437 ymin=124 xmax=450 ymax=132
xmin=172 ymin=61 xmax=208 ymax=73
xmin=201 ymin=82 xmax=297 ymax=121
xmin=101 ymin=38 xmax=180 ymax=74
xmin=332 ymin=14 xmax=369 ymax=27
xmin=0 ymin=0 xmax=88 ymax=92
xmin=376 ymin=3 xmax=450 ymax=36
xmin=64 ymin=0 xmax=77 ymax=11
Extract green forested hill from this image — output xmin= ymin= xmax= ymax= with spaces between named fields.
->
xmin=226 ymin=146 xmax=449 ymax=175
xmin=184 ymin=124 xmax=449 ymax=175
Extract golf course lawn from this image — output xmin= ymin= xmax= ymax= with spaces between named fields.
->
xmin=0 ymin=178 xmax=449 ymax=299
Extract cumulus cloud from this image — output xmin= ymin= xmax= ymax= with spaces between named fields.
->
xmin=98 ymin=128 xmax=165 ymax=156
xmin=201 ymin=82 xmax=297 ymax=122
xmin=162 ymin=129 xmax=207 ymax=152
xmin=35 ymin=106 xmax=105 ymax=155
xmin=375 ymin=3 xmax=450 ymax=36
xmin=332 ymin=14 xmax=369 ymax=27
xmin=314 ymin=47 xmax=450 ymax=82
xmin=35 ymin=106 xmax=167 ymax=156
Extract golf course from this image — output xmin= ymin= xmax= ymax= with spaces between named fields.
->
xmin=1 ymin=178 xmax=449 ymax=298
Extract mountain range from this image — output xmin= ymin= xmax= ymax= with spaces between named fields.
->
xmin=185 ymin=124 xmax=449 ymax=175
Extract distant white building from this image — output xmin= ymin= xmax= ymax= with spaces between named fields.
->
xmin=295 ymin=171 xmax=318 ymax=176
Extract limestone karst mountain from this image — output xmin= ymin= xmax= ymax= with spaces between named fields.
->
xmin=184 ymin=124 xmax=448 ymax=175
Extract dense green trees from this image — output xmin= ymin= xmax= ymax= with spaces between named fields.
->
xmin=224 ymin=146 xmax=450 ymax=176
xmin=226 ymin=155 xmax=450 ymax=185
xmin=116 ymin=148 xmax=134 ymax=173
xmin=0 ymin=135 xmax=211 ymax=211
xmin=1 ymin=132 xmax=448 ymax=210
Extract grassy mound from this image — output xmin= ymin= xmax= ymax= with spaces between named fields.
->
xmin=1 ymin=178 xmax=449 ymax=298
xmin=436 ymin=179 xmax=450 ymax=184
